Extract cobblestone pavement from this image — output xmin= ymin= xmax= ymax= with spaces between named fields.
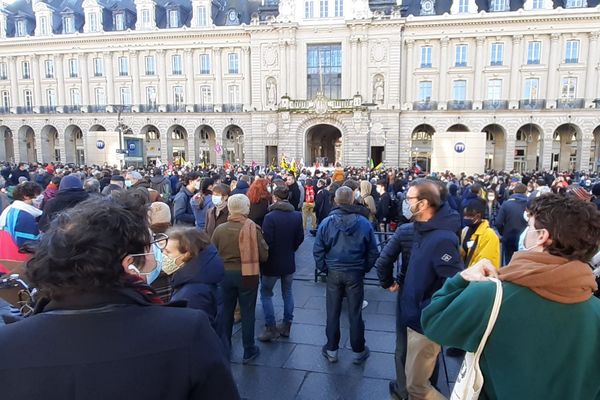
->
xmin=230 ymin=232 xmax=461 ymax=400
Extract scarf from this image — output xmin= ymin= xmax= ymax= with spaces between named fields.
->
xmin=228 ymin=214 xmax=260 ymax=287
xmin=499 ymin=251 xmax=597 ymax=304
xmin=214 ymin=200 xmax=228 ymax=218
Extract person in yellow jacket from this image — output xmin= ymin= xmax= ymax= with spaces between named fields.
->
xmin=460 ymin=198 xmax=501 ymax=269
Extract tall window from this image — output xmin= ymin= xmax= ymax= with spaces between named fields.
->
xmin=320 ymin=0 xmax=329 ymax=17
xmin=307 ymin=44 xmax=342 ymax=99
xmin=118 ymin=56 xmax=129 ymax=76
xmin=120 ymin=87 xmax=131 ymax=106
xmin=24 ymin=90 xmax=33 ymax=110
xmin=305 ymin=0 xmax=315 ymax=18
xmin=196 ymin=6 xmax=207 ymax=26
xmin=532 ymin=0 xmax=544 ymax=8
xmin=487 ymin=79 xmax=502 ymax=100
xmin=22 ymin=61 xmax=30 ymax=79
xmin=560 ymin=77 xmax=577 ymax=100
xmin=46 ymin=89 xmax=57 ymax=107
xmin=200 ymin=86 xmax=212 ymax=104
xmin=420 ymin=46 xmax=432 ymax=68
xmin=490 ymin=0 xmax=509 ymax=11
xmin=0 ymin=62 xmax=7 ymax=79
xmin=334 ymin=0 xmax=343 ymax=16
xmin=458 ymin=0 xmax=469 ymax=13
xmin=199 ymin=54 xmax=210 ymax=74
xmin=455 ymin=44 xmax=468 ymax=67
xmin=63 ymin=15 xmax=75 ymax=34
xmin=418 ymin=81 xmax=432 ymax=102
xmin=39 ymin=16 xmax=48 ymax=35
xmin=168 ymin=9 xmax=179 ymax=28
xmin=70 ymin=88 xmax=81 ymax=106
xmin=527 ymin=41 xmax=541 ymax=64
xmin=89 ymin=12 xmax=98 ymax=32
xmin=172 ymin=54 xmax=182 ymax=75
xmin=95 ymin=87 xmax=106 ymax=106
xmin=452 ymin=80 xmax=467 ymax=101
xmin=68 ymin=58 xmax=79 ymax=78
xmin=145 ymin=56 xmax=155 ymax=75
xmin=16 ymin=20 xmax=26 ymax=37
xmin=490 ymin=43 xmax=504 ymax=66
xmin=114 ymin=13 xmax=125 ymax=31
xmin=524 ymin=78 xmax=539 ymax=101
xmin=173 ymin=86 xmax=184 ymax=106
xmin=228 ymin=53 xmax=239 ymax=74
xmin=565 ymin=0 xmax=584 ymax=7
xmin=565 ymin=40 xmax=579 ymax=63
xmin=146 ymin=86 xmax=157 ymax=105
xmin=2 ymin=91 xmax=10 ymax=109
xmin=45 ymin=60 xmax=54 ymax=78
xmin=228 ymin=85 xmax=240 ymax=104
xmin=93 ymin=58 xmax=103 ymax=76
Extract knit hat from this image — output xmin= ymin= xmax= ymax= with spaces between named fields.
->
xmin=148 ymin=202 xmax=171 ymax=225
xmin=59 ymin=175 xmax=83 ymax=191
xmin=227 ymin=194 xmax=250 ymax=216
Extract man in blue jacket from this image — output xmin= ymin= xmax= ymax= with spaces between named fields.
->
xmin=313 ymin=186 xmax=379 ymax=365
xmin=402 ymin=179 xmax=463 ymax=400
xmin=495 ymin=183 xmax=528 ymax=265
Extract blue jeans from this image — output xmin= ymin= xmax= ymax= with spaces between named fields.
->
xmin=325 ymin=270 xmax=365 ymax=353
xmin=260 ymin=274 xmax=294 ymax=327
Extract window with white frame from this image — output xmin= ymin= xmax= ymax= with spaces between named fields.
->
xmin=95 ymin=87 xmax=106 ymax=106
xmin=45 ymin=60 xmax=54 ymax=78
xmin=114 ymin=13 xmax=125 ymax=31
xmin=490 ymin=42 xmax=504 ymax=66
xmin=320 ymin=0 xmax=329 ymax=17
xmin=145 ymin=56 xmax=155 ymax=75
xmin=173 ymin=86 xmax=184 ymax=106
xmin=228 ymin=53 xmax=239 ymax=74
xmin=452 ymin=80 xmax=467 ymax=101
xmin=458 ymin=0 xmax=469 ymax=13
xmin=2 ymin=91 xmax=10 ymax=109
xmin=487 ymin=79 xmax=502 ymax=100
xmin=200 ymin=85 xmax=212 ymax=104
xmin=532 ymin=0 xmax=544 ymax=8
xmin=420 ymin=46 xmax=432 ymax=68
xmin=16 ymin=20 xmax=26 ymax=37
xmin=120 ymin=87 xmax=131 ymax=105
xmin=305 ymin=0 xmax=315 ymax=17
xmin=22 ymin=61 xmax=30 ymax=79
xmin=455 ymin=44 xmax=468 ymax=67
xmin=146 ymin=86 xmax=157 ymax=105
xmin=196 ymin=6 xmax=207 ymax=26
xmin=228 ymin=85 xmax=240 ymax=104
xmin=565 ymin=0 xmax=584 ymax=7
xmin=490 ymin=0 xmax=509 ymax=11
xmin=199 ymin=54 xmax=210 ymax=74
xmin=334 ymin=0 xmax=343 ymax=16
xmin=172 ymin=54 xmax=182 ymax=75
xmin=93 ymin=58 xmax=103 ymax=77
xmin=168 ymin=9 xmax=179 ymax=28
xmin=39 ymin=16 xmax=48 ymax=35
xmin=0 ymin=62 xmax=7 ymax=79
xmin=565 ymin=40 xmax=579 ymax=63
xmin=70 ymin=88 xmax=81 ymax=106
xmin=524 ymin=78 xmax=539 ymax=100
xmin=527 ymin=41 xmax=541 ymax=64
xmin=141 ymin=9 xmax=151 ymax=28
xmin=24 ymin=90 xmax=33 ymax=109
xmin=68 ymin=58 xmax=79 ymax=78
xmin=63 ymin=15 xmax=75 ymax=34
xmin=118 ymin=56 xmax=129 ymax=76
xmin=46 ymin=89 xmax=57 ymax=107
xmin=89 ymin=12 xmax=98 ymax=32
xmin=418 ymin=81 xmax=432 ymax=102
xmin=560 ymin=77 xmax=577 ymax=100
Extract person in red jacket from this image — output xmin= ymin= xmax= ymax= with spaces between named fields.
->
xmin=303 ymin=178 xmax=316 ymax=231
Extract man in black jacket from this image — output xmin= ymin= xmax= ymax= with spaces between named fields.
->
xmin=173 ymin=172 xmax=200 ymax=226
xmin=38 ymin=174 xmax=90 ymax=232
xmin=285 ymin=173 xmax=302 ymax=211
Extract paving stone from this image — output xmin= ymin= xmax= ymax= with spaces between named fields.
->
xmin=282 ymin=344 xmax=364 ymax=377
xmin=295 ymin=371 xmax=389 ymax=400
xmin=362 ymin=313 xmax=396 ymax=332
xmin=231 ymin=364 xmax=307 ymax=400
xmin=377 ymin=300 xmax=397 ymax=316
xmin=343 ymin=329 xmax=396 ymax=354
xmin=230 ymin=341 xmax=298 ymax=368
xmin=302 ymin=296 xmax=327 ymax=310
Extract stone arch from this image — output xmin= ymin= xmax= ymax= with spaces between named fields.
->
xmin=167 ymin=124 xmax=188 ymax=165
xmin=0 ymin=126 xmax=15 ymax=163
xmin=65 ymin=125 xmax=84 ymax=165
xmin=410 ymin=124 xmax=435 ymax=173
xmin=592 ymin=125 xmax=600 ymax=172
xmin=552 ymin=123 xmax=582 ymax=172
xmin=305 ymin=124 xmax=342 ymax=167
xmin=141 ymin=124 xmax=161 ymax=164
xmin=195 ymin=125 xmax=217 ymax=165
xmin=18 ymin=125 xmax=37 ymax=163
xmin=515 ymin=123 xmax=543 ymax=172
xmin=40 ymin=125 xmax=60 ymax=163
xmin=297 ymin=116 xmax=348 ymax=167
xmin=222 ymin=125 xmax=244 ymax=165
xmin=481 ymin=124 xmax=506 ymax=171
xmin=446 ymin=123 xmax=471 ymax=132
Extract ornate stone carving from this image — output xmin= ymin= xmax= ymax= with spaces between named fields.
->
xmin=373 ymin=74 xmax=384 ymax=104
xmin=277 ymin=0 xmax=295 ymax=22
xmin=263 ymin=46 xmax=278 ymax=67
xmin=266 ymin=77 xmax=277 ymax=106
xmin=371 ymin=42 xmax=386 ymax=63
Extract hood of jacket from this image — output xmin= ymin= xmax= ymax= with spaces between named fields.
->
xmin=508 ymin=193 xmax=528 ymax=203
xmin=360 ymin=181 xmax=372 ymax=197
xmin=150 ymin=175 xmax=169 ymax=185
xmin=172 ymin=244 xmax=224 ymax=288
xmin=329 ymin=204 xmax=369 ymax=234
xmin=269 ymin=200 xmax=295 ymax=212
xmin=235 ymin=180 xmax=249 ymax=191
xmin=415 ymin=203 xmax=461 ymax=234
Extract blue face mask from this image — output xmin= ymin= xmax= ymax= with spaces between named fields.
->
xmin=145 ymin=243 xmax=163 ymax=285
xmin=463 ymin=218 xmax=475 ymax=227
xmin=518 ymin=228 xmax=527 ymax=251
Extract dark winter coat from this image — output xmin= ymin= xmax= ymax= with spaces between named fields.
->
xmin=401 ymin=203 xmax=463 ymax=333
xmin=376 ymin=222 xmax=414 ymax=288
xmin=249 ymin=198 xmax=270 ymax=227
xmin=314 ymin=187 xmax=333 ymax=224
xmin=173 ymin=186 xmax=195 ymax=225
xmin=231 ymin=180 xmax=249 ymax=196
xmin=495 ymin=193 xmax=528 ymax=245
xmin=150 ymin=175 xmax=172 ymax=201
xmin=376 ymin=192 xmax=393 ymax=223
xmin=287 ymin=182 xmax=302 ymax=211
xmin=38 ymin=189 xmax=90 ymax=232
xmin=205 ymin=205 xmax=229 ymax=238
xmin=9 ymin=168 xmax=29 ymax=186
xmin=191 ymin=194 xmax=214 ymax=230
xmin=261 ymin=201 xmax=304 ymax=276
xmin=313 ymin=205 xmax=379 ymax=274
xmin=0 ymin=288 xmax=240 ymax=400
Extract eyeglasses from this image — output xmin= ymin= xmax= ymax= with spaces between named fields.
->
xmin=129 ymin=233 xmax=169 ymax=257
xmin=406 ymin=196 xmax=420 ymax=201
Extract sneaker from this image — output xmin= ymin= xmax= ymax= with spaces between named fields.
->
xmin=353 ymin=346 xmax=370 ymax=365
xmin=277 ymin=321 xmax=292 ymax=338
xmin=258 ymin=325 xmax=280 ymax=342
xmin=362 ymin=300 xmax=369 ymax=310
xmin=321 ymin=345 xmax=338 ymax=363
xmin=242 ymin=345 xmax=260 ymax=364
xmin=388 ymin=381 xmax=408 ymax=400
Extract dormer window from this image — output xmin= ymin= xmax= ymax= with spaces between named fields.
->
xmin=196 ymin=6 xmax=207 ymax=26
xmin=39 ymin=16 xmax=49 ymax=35
xmin=490 ymin=0 xmax=509 ymax=11
xmin=63 ymin=15 xmax=75 ymax=34
xmin=16 ymin=19 xmax=27 ymax=37
xmin=565 ymin=0 xmax=585 ymax=7
xmin=168 ymin=9 xmax=179 ymax=28
xmin=114 ymin=12 xmax=125 ymax=31
xmin=141 ymin=9 xmax=151 ymax=28
xmin=89 ymin=12 xmax=98 ymax=32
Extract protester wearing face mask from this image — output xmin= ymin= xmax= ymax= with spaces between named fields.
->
xmin=422 ymin=194 xmax=600 ymax=400
xmin=173 ymin=172 xmax=201 ymax=226
xmin=460 ymin=198 xmax=501 ymax=269
xmin=205 ymin=184 xmax=231 ymax=238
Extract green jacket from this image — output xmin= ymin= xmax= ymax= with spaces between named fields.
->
xmin=421 ymin=274 xmax=600 ymax=400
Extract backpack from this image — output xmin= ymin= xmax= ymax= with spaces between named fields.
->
xmin=305 ymin=186 xmax=315 ymax=203
xmin=160 ymin=183 xmax=172 ymax=204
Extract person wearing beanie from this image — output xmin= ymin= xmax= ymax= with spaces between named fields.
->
xmin=38 ymin=174 xmax=90 ymax=232
xmin=496 ymin=182 xmax=528 ymax=265
xmin=211 ymin=194 xmax=269 ymax=364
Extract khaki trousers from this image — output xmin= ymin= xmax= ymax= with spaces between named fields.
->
xmin=405 ymin=327 xmax=447 ymax=400
xmin=302 ymin=202 xmax=316 ymax=230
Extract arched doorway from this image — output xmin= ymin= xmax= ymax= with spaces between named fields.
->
xmin=167 ymin=125 xmax=188 ymax=165
xmin=141 ymin=125 xmax=161 ymax=164
xmin=41 ymin=125 xmax=60 ymax=163
xmin=447 ymin=124 xmax=470 ymax=132
xmin=306 ymin=124 xmax=341 ymax=167
xmin=515 ymin=124 xmax=541 ymax=173
xmin=0 ymin=126 xmax=15 ymax=163
xmin=411 ymin=124 xmax=435 ymax=173
xmin=195 ymin=125 xmax=216 ymax=166
xmin=592 ymin=126 xmax=600 ymax=172
xmin=482 ymin=124 xmax=506 ymax=171
xmin=18 ymin=125 xmax=37 ymax=163
xmin=65 ymin=125 xmax=84 ymax=165
xmin=223 ymin=125 xmax=244 ymax=165
xmin=552 ymin=124 xmax=580 ymax=172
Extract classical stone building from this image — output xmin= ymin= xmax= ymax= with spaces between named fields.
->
xmin=0 ymin=0 xmax=599 ymax=171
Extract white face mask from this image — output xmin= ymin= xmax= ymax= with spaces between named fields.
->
xmin=519 ymin=226 xmax=545 ymax=251
xmin=212 ymin=195 xmax=222 ymax=206
xmin=402 ymin=200 xmax=413 ymax=220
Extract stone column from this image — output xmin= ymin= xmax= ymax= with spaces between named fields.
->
xmin=31 ymin=55 xmax=42 ymax=112
xmin=157 ymin=50 xmax=167 ymax=111
xmin=80 ymin=53 xmax=90 ymax=109
xmin=214 ymin=48 xmax=223 ymax=111
xmin=350 ymin=38 xmax=358 ymax=95
xmin=289 ymin=41 xmax=297 ymax=99
xmin=508 ymin=35 xmax=522 ymax=109
xmin=242 ymin=47 xmax=251 ymax=108
xmin=473 ymin=37 xmax=485 ymax=108
xmin=104 ymin=52 xmax=115 ymax=107
xmin=405 ymin=39 xmax=415 ymax=108
xmin=504 ymin=132 xmax=516 ymax=171
xmin=185 ymin=49 xmax=195 ymax=109
xmin=545 ymin=33 xmax=560 ymax=109
xmin=585 ymin=32 xmax=599 ymax=107
xmin=438 ymin=37 xmax=449 ymax=108
xmin=360 ymin=38 xmax=369 ymax=99
xmin=8 ymin=57 xmax=18 ymax=111
xmin=279 ymin=42 xmax=288 ymax=96
xmin=55 ymin=55 xmax=66 ymax=107
xmin=130 ymin=51 xmax=140 ymax=110
xmin=539 ymin=132 xmax=553 ymax=171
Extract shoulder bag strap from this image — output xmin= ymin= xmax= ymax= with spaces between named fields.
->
xmin=473 ymin=277 xmax=503 ymax=362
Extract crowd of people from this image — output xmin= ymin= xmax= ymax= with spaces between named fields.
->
xmin=0 ymin=160 xmax=599 ymax=399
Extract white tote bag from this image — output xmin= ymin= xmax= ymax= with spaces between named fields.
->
xmin=450 ymin=277 xmax=503 ymax=400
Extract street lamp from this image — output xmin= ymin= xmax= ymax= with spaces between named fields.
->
xmin=362 ymin=102 xmax=377 ymax=170
xmin=112 ymin=104 xmax=128 ymax=169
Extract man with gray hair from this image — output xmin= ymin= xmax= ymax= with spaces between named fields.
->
xmin=313 ymin=186 xmax=379 ymax=365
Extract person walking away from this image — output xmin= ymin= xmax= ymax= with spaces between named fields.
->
xmin=460 ymin=198 xmax=501 ymax=269
xmin=302 ymin=178 xmax=317 ymax=231
xmin=258 ymin=186 xmax=304 ymax=341
xmin=360 ymin=180 xmax=377 ymax=226
xmin=496 ymin=183 xmax=528 ymax=265
xmin=247 ymin=178 xmax=272 ymax=227
xmin=149 ymin=167 xmax=172 ymax=204
xmin=191 ymin=178 xmax=215 ymax=230
xmin=173 ymin=172 xmax=200 ymax=226
xmin=211 ymin=194 xmax=269 ymax=363
xmin=375 ymin=179 xmax=394 ymax=232
xmin=313 ymin=186 xmax=379 ymax=364
xmin=38 ymin=175 xmax=89 ymax=232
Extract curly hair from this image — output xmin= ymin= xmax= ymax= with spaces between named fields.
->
xmin=246 ymin=178 xmax=271 ymax=204
xmin=529 ymin=194 xmax=600 ymax=262
xmin=26 ymin=197 xmax=151 ymax=299
xmin=13 ymin=181 xmax=42 ymax=201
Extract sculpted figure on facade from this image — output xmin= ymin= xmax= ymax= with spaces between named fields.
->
xmin=373 ymin=75 xmax=384 ymax=104
xmin=277 ymin=0 xmax=295 ymax=22
xmin=266 ymin=78 xmax=277 ymax=105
